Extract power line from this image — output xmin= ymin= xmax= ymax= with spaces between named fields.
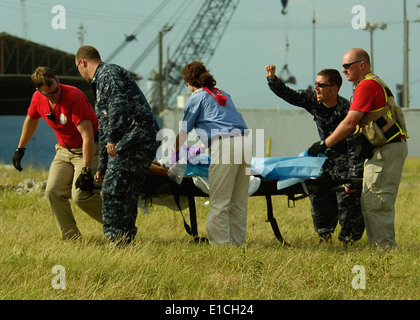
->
xmin=128 ymin=0 xmax=195 ymax=72
xmin=106 ymin=0 xmax=171 ymax=62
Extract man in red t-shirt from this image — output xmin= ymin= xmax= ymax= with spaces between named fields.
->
xmin=308 ymin=48 xmax=408 ymax=250
xmin=12 ymin=66 xmax=102 ymax=240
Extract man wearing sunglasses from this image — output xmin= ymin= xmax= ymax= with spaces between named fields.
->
xmin=12 ymin=66 xmax=102 ymax=240
xmin=265 ymin=65 xmax=364 ymax=246
xmin=308 ymin=48 xmax=408 ymax=250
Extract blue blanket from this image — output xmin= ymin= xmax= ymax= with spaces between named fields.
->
xmin=185 ymin=150 xmax=327 ymax=190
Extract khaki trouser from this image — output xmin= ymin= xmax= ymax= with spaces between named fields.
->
xmin=207 ymin=135 xmax=252 ymax=246
xmin=45 ymin=143 xmax=102 ymax=240
xmin=362 ymin=140 xmax=408 ymax=249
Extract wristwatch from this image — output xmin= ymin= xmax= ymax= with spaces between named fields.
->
xmin=81 ymin=167 xmax=92 ymax=173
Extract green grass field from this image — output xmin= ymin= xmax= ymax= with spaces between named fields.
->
xmin=1 ymin=158 xmax=419 ymax=300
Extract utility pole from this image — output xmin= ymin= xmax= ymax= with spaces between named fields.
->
xmin=157 ymin=25 xmax=172 ymax=114
xmin=77 ymin=24 xmax=86 ymax=46
xmin=403 ymin=0 xmax=409 ymax=108
xmin=362 ymin=22 xmax=387 ymax=73
xmin=312 ymin=10 xmax=316 ymax=81
xmin=158 ymin=30 xmax=164 ymax=115
xmin=20 ymin=0 xmax=28 ymax=39
xmin=165 ymin=46 xmax=170 ymax=111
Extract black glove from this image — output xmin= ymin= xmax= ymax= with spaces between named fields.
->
xmin=308 ymin=140 xmax=327 ymax=157
xmin=75 ymin=168 xmax=94 ymax=191
xmin=12 ymin=148 xmax=26 ymax=171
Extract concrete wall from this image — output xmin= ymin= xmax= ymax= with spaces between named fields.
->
xmin=2 ymin=108 xmax=417 ymax=168
xmin=162 ymin=108 xmax=419 ymax=158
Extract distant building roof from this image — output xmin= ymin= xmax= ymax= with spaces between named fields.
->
xmin=0 ymin=32 xmax=92 ymax=115
xmin=0 ymin=33 xmax=143 ymax=115
xmin=0 ymin=32 xmax=79 ymax=76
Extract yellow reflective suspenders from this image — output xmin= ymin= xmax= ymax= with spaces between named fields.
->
xmin=357 ymin=74 xmax=408 ymax=147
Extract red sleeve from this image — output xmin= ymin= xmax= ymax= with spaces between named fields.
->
xmin=65 ymin=87 xmax=95 ymax=128
xmin=70 ymin=95 xmax=93 ymax=127
xmin=350 ymin=80 xmax=386 ymax=113
xmin=27 ymin=92 xmax=43 ymax=119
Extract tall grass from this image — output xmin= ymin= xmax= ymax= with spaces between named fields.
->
xmin=0 ymin=159 xmax=419 ymax=300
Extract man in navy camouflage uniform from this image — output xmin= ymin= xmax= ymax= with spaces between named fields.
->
xmin=265 ymin=65 xmax=364 ymax=245
xmin=76 ymin=46 xmax=160 ymax=244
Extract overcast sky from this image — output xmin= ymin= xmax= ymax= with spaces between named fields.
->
xmin=1 ymin=0 xmax=420 ymax=109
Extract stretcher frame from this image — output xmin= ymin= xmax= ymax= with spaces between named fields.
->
xmin=142 ymin=170 xmax=362 ymax=246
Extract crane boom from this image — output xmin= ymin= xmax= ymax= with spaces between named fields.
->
xmin=165 ymin=0 xmax=241 ymax=109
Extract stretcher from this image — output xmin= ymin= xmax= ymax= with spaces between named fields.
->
xmin=143 ymin=164 xmax=362 ymax=245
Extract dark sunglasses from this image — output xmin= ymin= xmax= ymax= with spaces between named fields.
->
xmin=315 ymin=82 xmax=335 ymax=88
xmin=342 ymin=61 xmax=361 ymax=70
xmin=41 ymin=85 xmax=60 ymax=97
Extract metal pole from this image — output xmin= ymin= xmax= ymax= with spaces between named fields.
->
xmin=363 ymin=22 xmax=386 ymax=76
xmin=370 ymin=28 xmax=374 ymax=73
xmin=158 ymin=31 xmax=163 ymax=114
xmin=312 ymin=10 xmax=316 ymax=81
xmin=165 ymin=46 xmax=170 ymax=110
xmin=403 ymin=0 xmax=409 ymax=108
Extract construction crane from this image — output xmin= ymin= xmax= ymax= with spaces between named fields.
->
xmin=106 ymin=0 xmax=239 ymax=115
xmin=156 ymin=0 xmax=241 ymax=113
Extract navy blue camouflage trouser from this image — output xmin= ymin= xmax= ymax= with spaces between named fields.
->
xmin=310 ymin=187 xmax=364 ymax=242
xmin=102 ymin=143 xmax=157 ymax=242
xmin=310 ymin=157 xmax=365 ymax=242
